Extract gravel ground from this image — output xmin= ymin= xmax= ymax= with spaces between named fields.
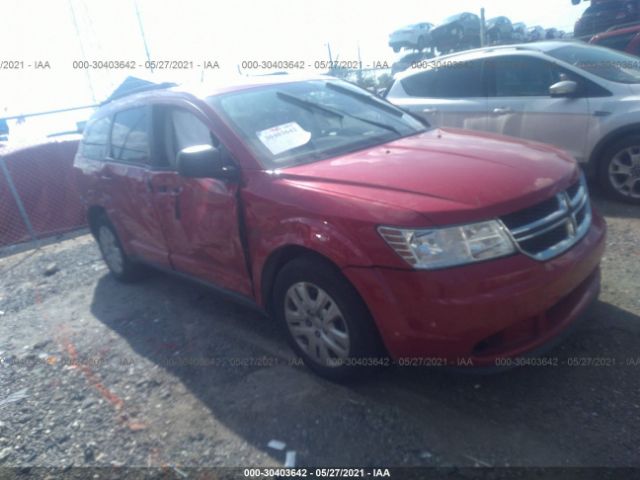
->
xmin=0 ymin=189 xmax=639 ymax=472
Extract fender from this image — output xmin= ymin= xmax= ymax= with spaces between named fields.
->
xmin=251 ymin=216 xmax=375 ymax=309
xmin=588 ymin=122 xmax=640 ymax=174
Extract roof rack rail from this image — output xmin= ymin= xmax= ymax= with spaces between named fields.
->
xmin=101 ymin=81 xmax=177 ymax=105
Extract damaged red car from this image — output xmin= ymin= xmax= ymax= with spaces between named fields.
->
xmin=74 ymin=76 xmax=606 ymax=380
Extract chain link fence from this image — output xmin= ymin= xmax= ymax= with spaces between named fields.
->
xmin=0 ymin=136 xmax=87 ymax=249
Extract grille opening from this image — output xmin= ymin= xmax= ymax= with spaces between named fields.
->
xmin=472 ymin=321 xmax=534 ymax=357
xmin=575 ymin=205 xmax=587 ymax=226
xmin=566 ymin=181 xmax=581 ymax=200
xmin=520 ymin=222 xmax=570 ymax=254
xmin=499 ymin=179 xmax=591 ymax=261
xmin=501 ymin=195 xmax=559 ymax=230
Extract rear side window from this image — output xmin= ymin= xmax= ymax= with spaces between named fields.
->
xmin=80 ymin=116 xmax=111 ymax=160
xmin=401 ymin=60 xmax=484 ymax=98
xmin=110 ymin=107 xmax=150 ymax=163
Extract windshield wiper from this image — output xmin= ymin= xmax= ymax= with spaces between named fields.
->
xmin=276 ymin=92 xmax=344 ymax=118
xmin=325 ymin=82 xmax=404 ymax=117
xmin=276 ymin=91 xmax=401 ymax=135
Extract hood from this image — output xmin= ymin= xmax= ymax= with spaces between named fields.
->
xmin=279 ymin=128 xmax=579 ymax=225
xmin=391 ymin=26 xmax=413 ymax=35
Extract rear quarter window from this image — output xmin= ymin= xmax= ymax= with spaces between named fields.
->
xmin=80 ymin=115 xmax=111 ymax=160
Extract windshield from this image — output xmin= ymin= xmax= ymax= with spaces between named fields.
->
xmin=444 ymin=14 xmax=464 ymax=23
xmin=207 ymin=79 xmax=426 ymax=169
xmin=548 ymin=44 xmax=640 ymax=84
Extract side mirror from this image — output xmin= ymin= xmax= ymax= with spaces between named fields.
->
xmin=177 ymin=145 xmax=238 ymax=180
xmin=549 ymin=80 xmax=578 ymax=97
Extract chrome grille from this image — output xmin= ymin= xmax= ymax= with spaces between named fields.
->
xmin=500 ymin=176 xmax=592 ymax=261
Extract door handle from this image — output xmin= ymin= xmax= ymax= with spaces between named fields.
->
xmin=492 ymin=107 xmax=512 ymax=114
xmin=422 ymin=107 xmax=438 ymax=114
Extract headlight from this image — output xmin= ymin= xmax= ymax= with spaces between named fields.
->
xmin=378 ymin=220 xmax=516 ymax=270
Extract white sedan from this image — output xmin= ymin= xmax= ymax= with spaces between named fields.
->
xmin=389 ymin=23 xmax=434 ymax=52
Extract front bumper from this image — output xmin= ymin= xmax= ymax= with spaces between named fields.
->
xmin=343 ymin=210 xmax=606 ymax=367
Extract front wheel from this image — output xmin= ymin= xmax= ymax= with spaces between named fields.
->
xmin=273 ymin=256 xmax=383 ymax=381
xmin=599 ymin=136 xmax=640 ymax=204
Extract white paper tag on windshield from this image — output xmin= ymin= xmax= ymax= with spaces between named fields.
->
xmin=257 ymin=122 xmax=311 ymax=156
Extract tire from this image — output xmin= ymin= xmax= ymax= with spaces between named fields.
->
xmin=392 ymin=45 xmax=401 ymax=53
xmin=417 ymin=36 xmax=426 ymax=51
xmin=95 ymin=215 xmax=147 ymax=282
xmin=273 ymin=256 xmax=384 ymax=381
xmin=598 ymin=136 xmax=640 ymax=204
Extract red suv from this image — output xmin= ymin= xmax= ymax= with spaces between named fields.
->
xmin=574 ymin=0 xmax=640 ymax=38
xmin=74 ymin=77 xmax=606 ymax=380
xmin=590 ymin=24 xmax=640 ymax=54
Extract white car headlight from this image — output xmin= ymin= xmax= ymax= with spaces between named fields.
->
xmin=378 ymin=220 xmax=516 ymax=270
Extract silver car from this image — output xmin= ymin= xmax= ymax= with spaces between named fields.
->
xmin=386 ymin=41 xmax=640 ymax=203
xmin=389 ymin=22 xmax=434 ymax=52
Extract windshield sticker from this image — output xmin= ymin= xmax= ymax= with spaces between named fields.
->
xmin=257 ymin=122 xmax=311 ymax=156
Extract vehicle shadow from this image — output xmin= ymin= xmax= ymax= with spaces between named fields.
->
xmin=89 ymin=271 xmax=640 ymax=467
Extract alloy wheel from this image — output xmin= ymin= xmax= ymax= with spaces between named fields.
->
xmin=609 ymin=146 xmax=640 ymax=199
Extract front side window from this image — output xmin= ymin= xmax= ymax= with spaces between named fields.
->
xmin=488 ymin=57 xmax=566 ymax=97
xmin=172 ymin=110 xmax=215 ymax=151
xmin=207 ymin=80 xmax=426 ymax=169
xmin=159 ymin=108 xmax=217 ymax=168
xmin=401 ymin=60 xmax=484 ymax=98
xmin=81 ymin=115 xmax=111 ymax=160
xmin=110 ymin=107 xmax=150 ymax=163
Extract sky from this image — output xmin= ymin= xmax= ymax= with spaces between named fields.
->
xmin=0 ymin=0 xmax=589 ymax=138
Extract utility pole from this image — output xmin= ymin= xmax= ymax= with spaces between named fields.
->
xmin=480 ymin=8 xmax=486 ymax=47
xmin=133 ymin=0 xmax=154 ymax=73
xmin=357 ymin=43 xmax=363 ymax=83
xmin=68 ymin=0 xmax=97 ymax=103
xmin=326 ymin=43 xmax=333 ymax=63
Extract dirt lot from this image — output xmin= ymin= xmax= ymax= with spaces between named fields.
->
xmin=0 ymin=189 xmax=639 ymax=472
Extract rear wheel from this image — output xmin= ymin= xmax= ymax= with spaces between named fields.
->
xmin=95 ymin=215 xmax=146 ymax=282
xmin=599 ymin=136 xmax=640 ymax=204
xmin=417 ymin=36 xmax=426 ymax=50
xmin=273 ymin=256 xmax=383 ymax=381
